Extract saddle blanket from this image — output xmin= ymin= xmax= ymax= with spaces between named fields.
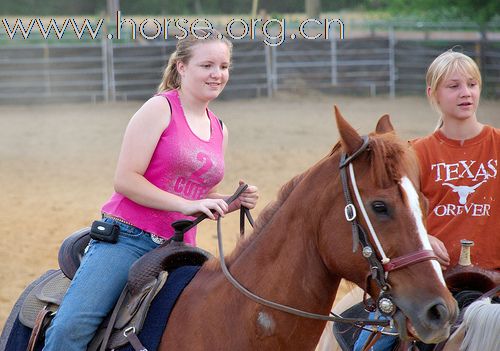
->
xmin=4 ymin=265 xmax=201 ymax=351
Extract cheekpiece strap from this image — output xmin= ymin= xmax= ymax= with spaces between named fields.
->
xmin=339 ymin=135 xmax=370 ymax=169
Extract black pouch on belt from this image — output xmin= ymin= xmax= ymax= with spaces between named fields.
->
xmin=90 ymin=220 xmax=120 ymax=243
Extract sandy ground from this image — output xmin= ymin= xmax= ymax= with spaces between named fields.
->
xmin=1 ymin=93 xmax=499 ymax=332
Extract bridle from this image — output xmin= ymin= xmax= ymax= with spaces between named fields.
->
xmin=173 ymin=185 xmax=384 ymax=325
xmin=339 ymin=135 xmax=438 ymax=316
xmin=180 ymin=135 xmax=437 ymax=328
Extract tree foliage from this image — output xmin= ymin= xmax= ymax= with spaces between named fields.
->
xmin=383 ymin=0 xmax=500 ymax=24
xmin=0 ymin=0 xmax=498 ymax=25
xmin=0 ymin=1 xmax=306 ymax=16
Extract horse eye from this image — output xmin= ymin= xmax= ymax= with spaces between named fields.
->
xmin=371 ymin=201 xmax=388 ymax=215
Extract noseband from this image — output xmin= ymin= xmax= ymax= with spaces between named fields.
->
xmin=339 ymin=135 xmax=438 ymax=315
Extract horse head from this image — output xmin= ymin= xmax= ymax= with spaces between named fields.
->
xmin=316 ymin=107 xmax=458 ymax=343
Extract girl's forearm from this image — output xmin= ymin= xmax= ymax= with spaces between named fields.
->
xmin=114 ymin=173 xmax=188 ymax=213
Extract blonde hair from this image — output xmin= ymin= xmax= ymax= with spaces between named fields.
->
xmin=426 ymin=49 xmax=482 ymax=129
xmin=157 ymin=28 xmax=232 ymax=93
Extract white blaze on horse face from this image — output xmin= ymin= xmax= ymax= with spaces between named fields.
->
xmin=400 ymin=176 xmax=446 ymax=285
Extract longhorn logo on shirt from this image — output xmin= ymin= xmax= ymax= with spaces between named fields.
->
xmin=442 ymin=180 xmax=487 ymax=204
xmin=429 ymin=159 xmax=497 ymax=217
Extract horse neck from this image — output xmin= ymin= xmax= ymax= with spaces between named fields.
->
xmin=229 ymin=162 xmax=342 ymax=316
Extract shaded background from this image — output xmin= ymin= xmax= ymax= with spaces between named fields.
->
xmin=1 ymin=0 xmax=499 ymax=334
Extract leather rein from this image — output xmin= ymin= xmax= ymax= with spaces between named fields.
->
xmin=214 ymin=184 xmax=389 ymax=326
xmin=180 ymin=135 xmax=437 ymax=327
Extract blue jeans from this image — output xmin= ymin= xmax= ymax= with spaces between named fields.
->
xmin=354 ymin=312 xmax=398 ymax=351
xmin=43 ymin=218 xmax=161 ymax=351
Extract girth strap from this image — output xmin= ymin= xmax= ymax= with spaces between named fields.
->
xmin=27 ymin=307 xmax=55 ymax=351
xmin=124 ymin=327 xmax=148 ymax=351
xmin=99 ymin=286 xmax=128 ymax=351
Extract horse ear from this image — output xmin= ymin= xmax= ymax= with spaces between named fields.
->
xmin=375 ymin=114 xmax=394 ymax=134
xmin=334 ymin=105 xmax=363 ymax=155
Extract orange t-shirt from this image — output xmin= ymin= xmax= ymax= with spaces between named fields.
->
xmin=412 ymin=125 xmax=500 ymax=271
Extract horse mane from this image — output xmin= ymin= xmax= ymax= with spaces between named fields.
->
xmin=208 ymin=172 xmax=306 ymax=268
xmin=460 ymin=299 xmax=500 ymax=351
xmin=252 ymin=173 xmax=307 ymax=234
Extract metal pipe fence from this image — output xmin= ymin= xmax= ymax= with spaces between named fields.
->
xmin=0 ymin=31 xmax=499 ymax=104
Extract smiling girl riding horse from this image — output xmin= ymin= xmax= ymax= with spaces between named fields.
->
xmin=3 ymin=108 xmax=459 ymax=351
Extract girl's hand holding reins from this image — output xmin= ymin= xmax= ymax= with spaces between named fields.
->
xmin=239 ymin=184 xmax=259 ymax=209
xmin=182 ymin=198 xmax=228 ymax=220
xmin=228 ymin=180 xmax=259 ymax=212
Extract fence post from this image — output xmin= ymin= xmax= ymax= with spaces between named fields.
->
xmin=101 ymin=35 xmax=109 ymax=102
xmin=388 ymin=25 xmax=396 ymax=98
xmin=265 ymin=44 xmax=273 ymax=97
xmin=108 ymin=41 xmax=116 ymax=101
xmin=43 ymin=43 xmax=51 ymax=96
xmin=270 ymin=45 xmax=277 ymax=93
xmin=330 ymin=36 xmax=338 ymax=85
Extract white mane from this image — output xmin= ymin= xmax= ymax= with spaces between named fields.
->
xmin=460 ymin=298 xmax=500 ymax=351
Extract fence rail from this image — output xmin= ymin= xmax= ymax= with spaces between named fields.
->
xmin=0 ymin=32 xmax=499 ymax=103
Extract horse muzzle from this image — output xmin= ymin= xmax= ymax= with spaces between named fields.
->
xmin=394 ymin=297 xmax=458 ymax=343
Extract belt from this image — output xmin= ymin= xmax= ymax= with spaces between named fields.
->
xmin=101 ymin=214 xmax=166 ymax=245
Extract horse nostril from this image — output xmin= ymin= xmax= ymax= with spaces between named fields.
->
xmin=426 ymin=302 xmax=449 ymax=327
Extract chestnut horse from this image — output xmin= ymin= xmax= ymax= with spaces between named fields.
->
xmin=159 ymin=108 xmax=458 ymax=350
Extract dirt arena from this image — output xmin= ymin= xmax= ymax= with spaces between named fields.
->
xmin=1 ymin=93 xmax=499 ymax=331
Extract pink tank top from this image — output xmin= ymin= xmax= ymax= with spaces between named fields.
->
xmin=101 ymin=89 xmax=225 ymax=245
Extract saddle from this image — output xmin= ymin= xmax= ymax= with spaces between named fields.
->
xmin=90 ymin=239 xmax=212 ymax=351
xmin=20 ymin=224 xmax=212 ymax=351
xmin=57 ymin=226 xmax=91 ymax=280
xmin=19 ymin=185 xmax=251 ymax=351
xmin=19 ymin=227 xmax=92 ymax=333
